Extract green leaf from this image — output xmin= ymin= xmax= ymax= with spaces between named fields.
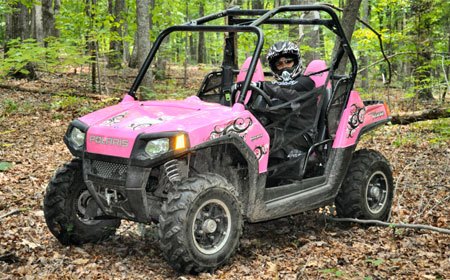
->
xmin=366 ymin=258 xmax=384 ymax=266
xmin=0 ymin=162 xmax=13 ymax=171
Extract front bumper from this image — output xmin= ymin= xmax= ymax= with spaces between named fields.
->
xmin=82 ymin=154 xmax=153 ymax=222
xmin=64 ymin=120 xmax=190 ymax=222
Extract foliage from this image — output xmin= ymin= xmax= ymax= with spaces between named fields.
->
xmin=50 ymin=93 xmax=87 ymax=111
xmin=0 ymin=161 xmax=13 ymax=171
xmin=0 ymin=99 xmax=18 ymax=115
xmin=0 ymin=0 xmax=449 ymax=100
xmin=389 ymin=118 xmax=450 ymax=147
xmin=0 ymin=38 xmax=89 ymax=78
xmin=320 ymin=267 xmax=345 ymax=277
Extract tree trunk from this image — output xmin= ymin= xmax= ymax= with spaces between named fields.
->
xmin=251 ymin=0 xmax=264 ymax=9
xmin=411 ymin=0 xmax=434 ymax=100
xmin=33 ymin=4 xmax=44 ymax=43
xmin=136 ymin=0 xmax=153 ymax=89
xmin=184 ymin=2 xmax=189 ymax=86
xmin=391 ymin=107 xmax=450 ymax=125
xmin=197 ymin=2 xmax=206 ymax=64
xmin=6 ymin=2 xmax=27 ymax=43
xmin=340 ymin=0 xmax=362 ymax=46
xmin=20 ymin=4 xmax=31 ymax=39
xmin=42 ymin=0 xmax=60 ymax=39
xmin=107 ymin=0 xmax=125 ymax=69
xmin=360 ymin=0 xmax=370 ymax=90
xmin=123 ymin=17 xmax=131 ymax=65
xmin=129 ymin=32 xmax=138 ymax=68
xmin=333 ymin=0 xmax=363 ymax=73
xmin=289 ymin=0 xmax=300 ymax=38
xmin=300 ymin=0 xmax=321 ymax=63
xmin=85 ymin=0 xmax=97 ymax=92
xmin=444 ymin=33 xmax=450 ymax=102
xmin=5 ymin=2 xmax=37 ymax=80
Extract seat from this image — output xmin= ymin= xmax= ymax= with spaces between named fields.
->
xmin=235 ymin=57 xmax=264 ymax=105
xmin=303 ymin=60 xmax=329 ymax=88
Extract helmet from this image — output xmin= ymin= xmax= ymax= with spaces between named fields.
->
xmin=266 ymin=41 xmax=302 ymax=81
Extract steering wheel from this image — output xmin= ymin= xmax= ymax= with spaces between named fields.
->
xmin=231 ymin=82 xmax=273 ymax=107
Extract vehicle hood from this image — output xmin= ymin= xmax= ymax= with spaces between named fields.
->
xmin=80 ymin=96 xmax=225 ymax=131
xmin=79 ymin=96 xmax=237 ymax=157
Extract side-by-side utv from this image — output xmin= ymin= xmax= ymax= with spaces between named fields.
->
xmin=44 ymin=4 xmax=393 ymax=273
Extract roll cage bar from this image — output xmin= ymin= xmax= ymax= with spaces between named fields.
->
xmin=128 ymin=4 xmax=357 ymax=102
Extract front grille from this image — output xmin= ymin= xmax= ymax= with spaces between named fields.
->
xmin=90 ymin=160 xmax=128 ymax=181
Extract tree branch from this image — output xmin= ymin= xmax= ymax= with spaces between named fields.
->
xmin=390 ymin=107 xmax=450 ymax=124
xmin=0 ymin=209 xmax=22 ymax=220
xmin=324 ymin=216 xmax=450 ymax=234
xmin=358 ymin=52 xmax=450 ymax=74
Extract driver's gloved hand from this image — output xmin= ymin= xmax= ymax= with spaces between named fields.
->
xmin=231 ymin=83 xmax=242 ymax=92
xmin=232 ymin=82 xmax=263 ymax=92
xmin=251 ymin=81 xmax=263 ymax=88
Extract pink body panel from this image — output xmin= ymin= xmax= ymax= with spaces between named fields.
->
xmin=80 ymin=96 xmax=270 ymax=173
xmin=333 ymin=90 xmax=389 ymax=148
xmin=304 ymin=60 xmax=330 ymax=88
xmin=236 ymin=57 xmax=265 ymax=104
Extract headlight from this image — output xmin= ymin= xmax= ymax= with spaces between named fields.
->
xmin=145 ymin=138 xmax=169 ymax=158
xmin=70 ymin=127 xmax=85 ymax=147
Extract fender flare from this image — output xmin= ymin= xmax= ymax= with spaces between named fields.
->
xmin=190 ymin=133 xmax=260 ymax=175
xmin=356 ymin=118 xmax=391 ymax=143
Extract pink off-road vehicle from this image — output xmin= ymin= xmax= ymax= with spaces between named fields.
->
xmin=44 ymin=5 xmax=394 ymax=273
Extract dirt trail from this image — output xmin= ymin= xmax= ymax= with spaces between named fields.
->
xmin=1 ymin=89 xmax=449 ymax=279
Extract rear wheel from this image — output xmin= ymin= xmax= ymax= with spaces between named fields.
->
xmin=44 ymin=159 xmax=120 ymax=245
xmin=158 ymin=173 xmax=242 ymax=274
xmin=335 ymin=149 xmax=394 ymax=221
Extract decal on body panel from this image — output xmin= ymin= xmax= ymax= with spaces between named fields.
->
xmin=208 ymin=117 xmax=269 ymax=162
xmin=347 ymin=104 xmax=366 ymax=138
xmin=209 ymin=117 xmax=253 ymax=139
xmin=253 ymin=145 xmax=268 ymax=160
xmin=128 ymin=116 xmax=163 ymax=130
xmin=101 ymin=112 xmax=129 ymax=126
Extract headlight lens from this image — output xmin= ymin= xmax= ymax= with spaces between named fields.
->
xmin=70 ymin=127 xmax=85 ymax=147
xmin=145 ymin=138 xmax=169 ymax=158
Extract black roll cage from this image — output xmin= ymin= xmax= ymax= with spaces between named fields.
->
xmin=128 ymin=4 xmax=357 ymax=104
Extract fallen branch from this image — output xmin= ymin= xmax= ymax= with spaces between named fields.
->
xmin=0 ymin=83 xmax=114 ymax=100
xmin=324 ymin=216 xmax=450 ymax=234
xmin=390 ymin=107 xmax=450 ymax=125
xmin=0 ymin=209 xmax=22 ymax=220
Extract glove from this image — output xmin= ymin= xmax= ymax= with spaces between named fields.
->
xmin=231 ymin=82 xmax=242 ymax=92
xmin=251 ymin=81 xmax=263 ymax=88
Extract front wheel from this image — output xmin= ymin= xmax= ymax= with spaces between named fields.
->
xmin=43 ymin=159 xmax=120 ymax=245
xmin=335 ymin=149 xmax=394 ymax=221
xmin=158 ymin=173 xmax=242 ymax=274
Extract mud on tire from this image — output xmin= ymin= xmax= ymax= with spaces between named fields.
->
xmin=158 ymin=173 xmax=243 ymax=274
xmin=44 ymin=159 xmax=120 ymax=245
xmin=335 ymin=149 xmax=394 ymax=221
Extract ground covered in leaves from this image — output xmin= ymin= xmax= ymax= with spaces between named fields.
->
xmin=0 ymin=82 xmax=449 ymax=279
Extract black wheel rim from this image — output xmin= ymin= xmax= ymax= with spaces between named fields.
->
xmin=365 ymin=171 xmax=389 ymax=214
xmin=191 ymin=198 xmax=231 ymax=255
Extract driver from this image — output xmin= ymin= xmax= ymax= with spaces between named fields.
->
xmin=262 ymin=41 xmax=315 ymax=101
xmin=258 ymin=41 xmax=318 ymax=178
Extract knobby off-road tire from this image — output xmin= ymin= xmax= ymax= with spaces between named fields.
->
xmin=159 ymin=173 xmax=243 ymax=274
xmin=44 ymin=158 xmax=120 ymax=245
xmin=336 ymin=149 xmax=394 ymax=221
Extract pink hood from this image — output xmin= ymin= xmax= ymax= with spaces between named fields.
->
xmin=79 ymin=97 xmax=241 ymax=157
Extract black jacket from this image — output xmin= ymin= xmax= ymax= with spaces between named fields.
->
xmin=261 ymin=75 xmax=317 ymax=152
xmin=262 ymin=75 xmax=315 ymax=101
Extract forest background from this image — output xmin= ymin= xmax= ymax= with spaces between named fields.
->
xmin=0 ymin=0 xmax=449 ymax=279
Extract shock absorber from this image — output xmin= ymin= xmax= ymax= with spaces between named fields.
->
xmin=164 ymin=159 xmax=182 ymax=184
